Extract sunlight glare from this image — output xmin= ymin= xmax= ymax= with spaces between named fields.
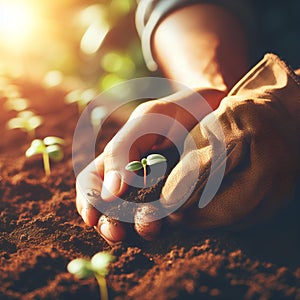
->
xmin=0 ymin=1 xmax=35 ymax=47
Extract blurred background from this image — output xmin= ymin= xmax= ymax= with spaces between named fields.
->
xmin=0 ymin=0 xmax=299 ymax=95
xmin=0 ymin=0 xmax=150 ymax=92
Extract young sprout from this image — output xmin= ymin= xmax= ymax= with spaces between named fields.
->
xmin=125 ymin=154 xmax=167 ymax=187
xmin=25 ymin=136 xmax=64 ymax=176
xmin=6 ymin=110 xmax=43 ymax=139
xmin=90 ymin=106 xmax=108 ymax=134
xmin=3 ymin=97 xmax=29 ymax=111
xmin=65 ymin=88 xmax=96 ymax=113
xmin=67 ymin=252 xmax=115 ymax=300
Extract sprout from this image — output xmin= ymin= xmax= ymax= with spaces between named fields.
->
xmin=125 ymin=154 xmax=167 ymax=187
xmin=6 ymin=110 xmax=43 ymax=138
xmin=90 ymin=106 xmax=108 ymax=134
xmin=65 ymin=89 xmax=96 ymax=113
xmin=25 ymin=136 xmax=64 ymax=176
xmin=3 ymin=97 xmax=29 ymax=111
xmin=67 ymin=252 xmax=115 ymax=300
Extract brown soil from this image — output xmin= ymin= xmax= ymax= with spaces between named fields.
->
xmin=0 ymin=78 xmax=300 ymax=300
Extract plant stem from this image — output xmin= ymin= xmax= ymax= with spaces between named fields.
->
xmin=28 ymin=129 xmax=35 ymax=140
xmin=95 ymin=274 xmax=109 ymax=300
xmin=42 ymin=152 xmax=51 ymax=176
xmin=143 ymin=165 xmax=146 ymax=187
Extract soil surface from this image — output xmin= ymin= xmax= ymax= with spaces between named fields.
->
xmin=0 ymin=78 xmax=300 ymax=300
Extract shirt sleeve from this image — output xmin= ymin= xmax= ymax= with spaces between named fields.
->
xmin=135 ymin=0 xmax=254 ymax=71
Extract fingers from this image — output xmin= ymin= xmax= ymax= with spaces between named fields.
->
xmin=101 ymin=101 xmax=172 ymax=201
xmin=76 ymin=156 xmax=103 ymax=222
xmin=134 ymin=204 xmax=162 ymax=241
xmin=94 ymin=215 xmax=126 ymax=245
xmin=161 ymin=147 xmax=203 ymax=211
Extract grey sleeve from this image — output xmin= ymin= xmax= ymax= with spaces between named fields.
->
xmin=136 ymin=0 xmax=254 ymax=71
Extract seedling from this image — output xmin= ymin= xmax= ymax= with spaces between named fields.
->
xmin=67 ymin=252 xmax=115 ymax=300
xmin=6 ymin=110 xmax=43 ymax=139
xmin=25 ymin=136 xmax=64 ymax=176
xmin=4 ymin=97 xmax=29 ymax=111
xmin=125 ymin=154 xmax=167 ymax=187
xmin=65 ymin=88 xmax=96 ymax=113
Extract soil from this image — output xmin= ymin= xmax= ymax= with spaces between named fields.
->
xmin=0 ymin=78 xmax=300 ymax=300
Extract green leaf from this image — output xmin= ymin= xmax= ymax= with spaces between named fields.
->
xmin=64 ymin=90 xmax=82 ymax=104
xmin=27 ymin=115 xmax=43 ymax=129
xmin=43 ymin=136 xmax=64 ymax=146
xmin=91 ymin=252 xmax=115 ymax=276
xmin=3 ymin=98 xmax=29 ymax=111
xmin=67 ymin=258 xmax=94 ymax=279
xmin=47 ymin=145 xmax=64 ymax=162
xmin=25 ymin=139 xmax=45 ymax=157
xmin=6 ymin=117 xmax=24 ymax=129
xmin=146 ymin=154 xmax=167 ymax=166
xmin=125 ymin=161 xmax=143 ymax=171
xmin=18 ymin=110 xmax=35 ymax=119
xmin=6 ymin=111 xmax=42 ymax=132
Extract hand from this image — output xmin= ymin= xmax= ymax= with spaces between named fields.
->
xmin=161 ymin=54 xmax=300 ymax=230
xmin=75 ymin=88 xmax=225 ymax=244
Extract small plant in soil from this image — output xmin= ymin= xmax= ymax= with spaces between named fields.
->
xmin=25 ymin=136 xmax=64 ymax=176
xmin=4 ymin=97 xmax=29 ymax=111
xmin=67 ymin=252 xmax=115 ymax=300
xmin=125 ymin=154 xmax=167 ymax=187
xmin=6 ymin=110 xmax=43 ymax=139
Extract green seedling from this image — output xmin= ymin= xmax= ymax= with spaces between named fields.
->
xmin=6 ymin=110 xmax=43 ymax=139
xmin=125 ymin=154 xmax=167 ymax=187
xmin=25 ymin=136 xmax=64 ymax=176
xmin=65 ymin=88 xmax=96 ymax=113
xmin=67 ymin=252 xmax=115 ymax=300
xmin=3 ymin=97 xmax=29 ymax=111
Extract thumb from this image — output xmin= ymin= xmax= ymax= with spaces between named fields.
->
xmin=100 ymin=125 xmax=158 ymax=201
xmin=161 ymin=148 xmax=205 ymax=212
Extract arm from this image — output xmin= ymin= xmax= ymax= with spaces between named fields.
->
xmin=152 ymin=4 xmax=249 ymax=107
xmin=76 ymin=2 xmax=252 ymax=243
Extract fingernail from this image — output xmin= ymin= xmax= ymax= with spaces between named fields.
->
xmin=97 ymin=216 xmax=126 ymax=243
xmin=100 ymin=223 xmax=115 ymax=242
xmin=101 ymin=171 xmax=121 ymax=201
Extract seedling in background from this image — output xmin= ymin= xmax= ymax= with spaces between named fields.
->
xmin=65 ymin=88 xmax=96 ymax=113
xmin=67 ymin=252 xmax=115 ymax=300
xmin=125 ymin=154 xmax=167 ymax=187
xmin=25 ymin=136 xmax=64 ymax=176
xmin=6 ymin=110 xmax=43 ymax=139
xmin=3 ymin=97 xmax=29 ymax=111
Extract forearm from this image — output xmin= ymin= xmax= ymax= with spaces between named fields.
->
xmin=152 ymin=4 xmax=249 ymax=96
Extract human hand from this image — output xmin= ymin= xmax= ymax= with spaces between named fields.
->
xmin=161 ymin=54 xmax=300 ymax=230
xmin=75 ymin=88 xmax=225 ymax=244
xmin=76 ymin=54 xmax=299 ymax=243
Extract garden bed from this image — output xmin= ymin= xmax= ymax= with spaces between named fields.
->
xmin=0 ymin=78 xmax=300 ymax=300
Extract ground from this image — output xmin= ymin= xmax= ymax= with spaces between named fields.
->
xmin=0 ymin=78 xmax=299 ymax=300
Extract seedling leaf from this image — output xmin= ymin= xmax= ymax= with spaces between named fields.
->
xmin=91 ymin=252 xmax=115 ymax=276
xmin=6 ymin=118 xmax=24 ymax=129
xmin=25 ymin=139 xmax=45 ymax=157
xmin=67 ymin=258 xmax=94 ymax=279
xmin=125 ymin=154 xmax=167 ymax=187
xmin=146 ymin=154 xmax=167 ymax=166
xmin=125 ymin=161 xmax=143 ymax=171
xmin=46 ymin=145 xmax=64 ymax=162
xmin=44 ymin=136 xmax=65 ymax=146
xmin=3 ymin=98 xmax=29 ymax=111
